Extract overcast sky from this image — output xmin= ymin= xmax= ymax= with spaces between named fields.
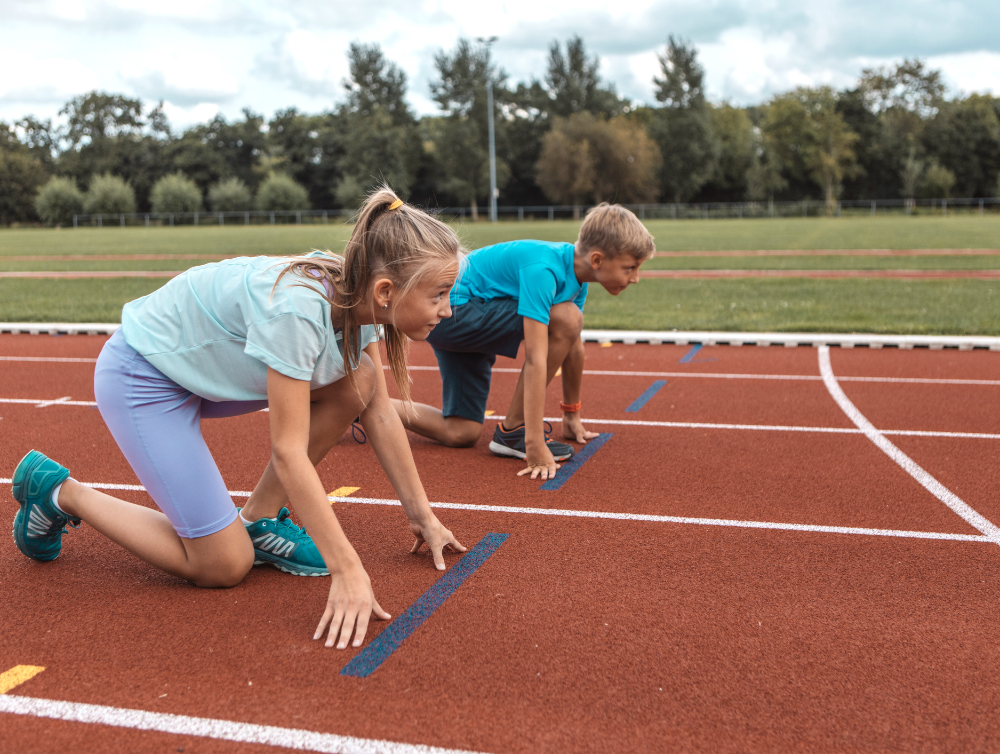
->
xmin=2 ymin=0 xmax=998 ymax=131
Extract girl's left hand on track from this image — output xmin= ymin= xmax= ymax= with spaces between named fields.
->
xmin=410 ymin=516 xmax=467 ymax=570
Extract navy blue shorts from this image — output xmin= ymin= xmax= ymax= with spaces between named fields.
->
xmin=426 ymin=297 xmax=524 ymax=422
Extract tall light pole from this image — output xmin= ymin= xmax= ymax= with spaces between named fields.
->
xmin=477 ymin=36 xmax=499 ymax=223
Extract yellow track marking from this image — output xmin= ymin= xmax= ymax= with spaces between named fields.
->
xmin=554 ymin=368 xmax=562 ymax=377
xmin=484 ymin=410 xmax=495 ymax=416
xmin=328 ymin=487 xmax=360 ymax=501
xmin=0 ymin=665 xmax=45 ymax=694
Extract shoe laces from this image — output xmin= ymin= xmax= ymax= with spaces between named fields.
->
xmin=272 ymin=508 xmax=312 ymax=543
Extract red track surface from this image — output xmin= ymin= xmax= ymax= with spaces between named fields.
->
xmin=2 ymin=335 xmax=1000 ymax=752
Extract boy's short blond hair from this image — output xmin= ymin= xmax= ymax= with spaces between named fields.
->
xmin=576 ymin=203 xmax=655 ymax=261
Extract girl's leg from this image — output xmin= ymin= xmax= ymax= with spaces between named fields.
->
xmin=240 ymin=352 xmax=377 ymax=521
xmin=55 ymin=483 xmax=252 ymax=587
xmin=78 ymin=333 xmax=254 ymax=587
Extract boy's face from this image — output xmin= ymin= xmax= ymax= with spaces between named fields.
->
xmin=590 ymin=250 xmax=643 ymax=295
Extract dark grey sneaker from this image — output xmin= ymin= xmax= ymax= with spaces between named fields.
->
xmin=488 ymin=422 xmax=575 ymax=461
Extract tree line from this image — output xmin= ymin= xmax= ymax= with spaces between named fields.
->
xmin=2 ymin=37 xmax=1000 ymax=225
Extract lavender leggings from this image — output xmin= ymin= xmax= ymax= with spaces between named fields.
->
xmin=94 ymin=330 xmax=267 ymax=538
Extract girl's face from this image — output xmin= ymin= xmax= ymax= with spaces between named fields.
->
xmin=380 ymin=260 xmax=459 ymax=340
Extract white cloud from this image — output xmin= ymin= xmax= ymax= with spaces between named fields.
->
xmin=120 ymin=54 xmax=241 ymax=106
xmin=928 ymin=50 xmax=1000 ymax=98
xmin=0 ymin=49 xmax=98 ymax=104
xmin=160 ymin=101 xmax=221 ymax=129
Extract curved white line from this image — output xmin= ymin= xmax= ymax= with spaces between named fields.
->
xmin=819 ymin=345 xmax=1000 ymax=543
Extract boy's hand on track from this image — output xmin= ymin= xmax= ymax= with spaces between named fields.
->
xmin=518 ymin=445 xmax=560 ymax=480
xmin=410 ymin=517 xmax=467 ymax=570
xmin=314 ymin=564 xmax=390 ymax=650
xmin=563 ymin=414 xmax=599 ymax=444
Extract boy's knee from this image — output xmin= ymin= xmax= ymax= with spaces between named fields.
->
xmin=549 ymin=303 xmax=583 ymax=339
xmin=441 ymin=419 xmax=482 ymax=448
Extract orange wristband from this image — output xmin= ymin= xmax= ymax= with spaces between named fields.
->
xmin=560 ymin=402 xmax=581 ymax=413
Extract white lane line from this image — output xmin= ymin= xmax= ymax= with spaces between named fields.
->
xmin=0 ymin=356 xmax=98 ymax=363
xmin=2 ymin=355 xmax=998 ymax=386
xmin=328 ymin=496 xmax=987 ymax=543
xmin=0 ymin=695 xmax=488 ymax=754
xmin=2 ymin=398 xmax=998 ymax=440
xmin=405 ymin=365 xmax=1000 ymax=386
xmin=487 ymin=416 xmax=1000 ymax=440
xmin=819 ymin=345 xmax=1000 ymax=544
xmin=0 ymin=477 xmax=978 ymax=543
xmin=0 ymin=397 xmax=98 ymax=407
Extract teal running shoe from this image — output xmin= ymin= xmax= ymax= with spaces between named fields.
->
xmin=11 ymin=450 xmax=77 ymax=562
xmin=240 ymin=507 xmax=328 ymax=577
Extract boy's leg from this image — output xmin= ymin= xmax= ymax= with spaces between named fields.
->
xmin=392 ymin=349 xmax=494 ymax=448
xmin=503 ymin=301 xmax=583 ymax=428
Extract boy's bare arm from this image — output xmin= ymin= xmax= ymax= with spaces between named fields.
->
xmin=560 ymin=338 xmax=599 ymax=444
xmin=519 ymin=317 xmax=559 ymax=480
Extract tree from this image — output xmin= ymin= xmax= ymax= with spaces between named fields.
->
xmin=922 ymin=95 xmax=1000 ymax=198
xmin=208 ymin=178 xmax=253 ymax=212
xmin=169 ymin=110 xmax=267 ymax=197
xmin=650 ymin=37 xmax=718 ymax=202
xmin=84 ymin=173 xmax=136 ymax=215
xmin=762 ymin=88 xmax=860 ymax=211
xmin=697 ymin=104 xmax=755 ymax=201
xmin=35 ymin=177 xmax=85 ymax=225
xmin=0 ymin=149 xmax=46 ymax=224
xmin=919 ymin=160 xmax=956 ymax=199
xmin=334 ymin=43 xmax=420 ymax=204
xmin=544 ymin=36 xmax=627 ymax=118
xmin=268 ymin=108 xmax=342 ymax=208
xmin=429 ymin=39 xmax=510 ymax=217
xmin=150 ymin=172 xmax=203 ymax=213
xmin=255 ymin=173 xmax=309 ymax=211
xmin=57 ymin=92 xmax=171 ymax=209
xmin=536 ymin=112 xmax=660 ymax=213
xmin=839 ymin=59 xmax=946 ymax=200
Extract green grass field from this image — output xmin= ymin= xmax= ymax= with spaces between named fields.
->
xmin=2 ymin=216 xmax=999 ymax=333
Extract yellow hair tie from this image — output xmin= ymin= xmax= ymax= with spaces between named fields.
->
xmin=388 ymin=199 xmax=403 ymax=210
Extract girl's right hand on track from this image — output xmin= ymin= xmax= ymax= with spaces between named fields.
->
xmin=313 ymin=564 xmax=391 ymax=649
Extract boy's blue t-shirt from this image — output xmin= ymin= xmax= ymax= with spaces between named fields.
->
xmin=120 ymin=253 xmax=379 ymax=402
xmin=451 ymin=240 xmax=588 ymax=325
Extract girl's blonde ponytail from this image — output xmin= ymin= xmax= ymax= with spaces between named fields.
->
xmin=277 ymin=187 xmax=461 ymax=402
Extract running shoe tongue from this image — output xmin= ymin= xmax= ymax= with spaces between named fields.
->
xmin=276 ymin=507 xmax=292 ymax=523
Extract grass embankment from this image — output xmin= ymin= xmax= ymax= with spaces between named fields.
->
xmin=2 ymin=216 xmax=999 ymax=332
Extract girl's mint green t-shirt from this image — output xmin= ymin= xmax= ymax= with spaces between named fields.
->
xmin=120 ymin=254 xmax=378 ymax=402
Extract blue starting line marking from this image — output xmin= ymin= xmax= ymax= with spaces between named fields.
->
xmin=341 ymin=533 xmax=509 ymax=678
xmin=679 ymin=344 xmax=717 ymax=364
xmin=540 ymin=433 xmax=613 ymax=491
xmin=625 ymin=380 xmax=667 ymax=412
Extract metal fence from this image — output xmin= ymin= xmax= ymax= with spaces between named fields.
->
xmin=70 ymin=196 xmax=1000 ymax=228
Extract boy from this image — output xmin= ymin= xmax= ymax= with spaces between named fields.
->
xmin=393 ymin=203 xmax=655 ymax=480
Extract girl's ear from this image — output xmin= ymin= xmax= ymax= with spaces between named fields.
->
xmin=372 ymin=277 xmax=395 ymax=308
xmin=588 ymin=249 xmax=605 ymax=269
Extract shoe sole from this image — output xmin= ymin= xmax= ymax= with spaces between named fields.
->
xmin=253 ymin=553 xmax=328 ymax=577
xmin=488 ymin=441 xmax=573 ymax=462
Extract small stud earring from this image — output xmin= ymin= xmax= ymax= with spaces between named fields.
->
xmin=381 ymin=304 xmax=388 ymax=310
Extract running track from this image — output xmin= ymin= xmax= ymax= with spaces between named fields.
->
xmin=2 ymin=335 xmax=1000 ymax=752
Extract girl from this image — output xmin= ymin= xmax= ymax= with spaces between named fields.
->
xmin=11 ymin=189 xmax=466 ymax=651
